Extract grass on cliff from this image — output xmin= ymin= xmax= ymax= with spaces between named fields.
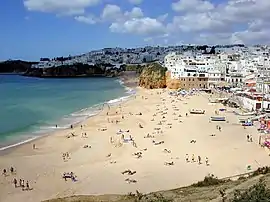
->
xmin=43 ymin=167 xmax=270 ymax=202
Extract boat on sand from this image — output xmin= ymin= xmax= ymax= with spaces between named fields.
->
xmin=211 ymin=116 xmax=226 ymax=121
xmin=190 ymin=109 xmax=205 ymax=114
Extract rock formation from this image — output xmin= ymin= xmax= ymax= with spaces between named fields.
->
xmin=165 ymin=71 xmax=181 ymax=89
xmin=139 ymin=63 xmax=167 ymax=89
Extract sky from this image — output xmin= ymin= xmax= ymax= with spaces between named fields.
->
xmin=0 ymin=0 xmax=270 ymax=61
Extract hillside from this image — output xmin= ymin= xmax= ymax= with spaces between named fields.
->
xmin=0 ymin=60 xmax=38 ymax=73
xmin=43 ymin=168 xmax=270 ymax=202
xmin=23 ymin=63 xmax=124 ymax=78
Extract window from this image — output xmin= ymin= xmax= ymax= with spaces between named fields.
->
xmin=189 ymin=78 xmax=191 ymax=81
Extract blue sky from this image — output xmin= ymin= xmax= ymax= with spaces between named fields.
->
xmin=0 ymin=0 xmax=269 ymax=60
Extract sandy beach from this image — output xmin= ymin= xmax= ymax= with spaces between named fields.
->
xmin=0 ymin=88 xmax=269 ymax=202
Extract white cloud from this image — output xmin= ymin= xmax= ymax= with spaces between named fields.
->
xmin=24 ymin=0 xmax=100 ymax=15
xmin=169 ymin=0 xmax=270 ymax=44
xmin=110 ymin=17 xmax=165 ymax=35
xmin=74 ymin=15 xmax=96 ymax=24
xmin=129 ymin=0 xmax=143 ymax=5
xmin=124 ymin=7 xmax=144 ymax=18
xmin=157 ymin=13 xmax=168 ymax=22
xmin=24 ymin=0 xmax=270 ymax=45
xmin=101 ymin=4 xmax=122 ymax=21
xmin=172 ymin=0 xmax=214 ymax=12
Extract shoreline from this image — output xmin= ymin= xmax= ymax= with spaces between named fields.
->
xmin=0 ymin=77 xmax=136 ymax=153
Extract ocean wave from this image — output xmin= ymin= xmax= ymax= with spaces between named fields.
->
xmin=0 ymin=136 xmax=39 ymax=151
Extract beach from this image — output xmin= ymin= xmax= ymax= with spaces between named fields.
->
xmin=0 ymin=87 xmax=269 ymax=202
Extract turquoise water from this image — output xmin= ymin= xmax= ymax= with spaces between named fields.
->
xmin=0 ymin=75 xmax=129 ymax=149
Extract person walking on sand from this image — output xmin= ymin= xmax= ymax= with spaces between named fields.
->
xmin=205 ymin=157 xmax=209 ymax=166
xmin=10 ymin=166 xmax=14 ymax=174
xmin=185 ymin=154 xmax=189 ymax=162
xmin=19 ymin=179 xmax=22 ymax=187
xmin=26 ymin=181 xmax=30 ymax=190
xmin=2 ymin=169 xmax=7 ymax=176
xmin=192 ymin=154 xmax=195 ymax=162
xmin=250 ymin=135 xmax=253 ymax=142
xmin=247 ymin=134 xmax=250 ymax=142
xmin=13 ymin=178 xmax=17 ymax=188
xmin=198 ymin=156 xmax=201 ymax=164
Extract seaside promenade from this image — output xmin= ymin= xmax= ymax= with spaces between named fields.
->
xmin=0 ymin=88 xmax=269 ymax=202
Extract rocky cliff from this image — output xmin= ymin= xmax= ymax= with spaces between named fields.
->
xmin=139 ymin=63 xmax=167 ymax=89
xmin=165 ymin=71 xmax=181 ymax=89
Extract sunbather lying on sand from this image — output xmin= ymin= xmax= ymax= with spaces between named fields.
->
xmin=121 ymin=169 xmax=137 ymax=175
xmin=190 ymin=139 xmax=196 ymax=143
xmin=125 ymin=178 xmax=137 ymax=183
xmin=153 ymin=140 xmax=165 ymax=145
xmin=164 ymin=161 xmax=174 ymax=166
xmin=164 ymin=149 xmax=171 ymax=153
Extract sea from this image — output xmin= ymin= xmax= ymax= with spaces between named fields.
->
xmin=0 ymin=74 xmax=134 ymax=150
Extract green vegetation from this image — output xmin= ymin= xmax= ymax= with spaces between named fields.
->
xmin=124 ymin=64 xmax=144 ymax=74
xmin=192 ymin=174 xmax=229 ymax=187
xmin=232 ymin=180 xmax=270 ymax=202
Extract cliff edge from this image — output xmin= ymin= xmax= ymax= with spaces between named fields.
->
xmin=139 ymin=63 xmax=167 ymax=89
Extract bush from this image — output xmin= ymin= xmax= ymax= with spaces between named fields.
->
xmin=251 ymin=166 xmax=270 ymax=177
xmin=192 ymin=174 xmax=227 ymax=187
xmin=232 ymin=179 xmax=270 ymax=202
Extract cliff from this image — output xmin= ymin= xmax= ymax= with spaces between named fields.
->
xmin=23 ymin=63 xmax=124 ymax=78
xmin=0 ymin=60 xmax=38 ymax=73
xmin=165 ymin=71 xmax=181 ymax=89
xmin=139 ymin=63 xmax=167 ymax=89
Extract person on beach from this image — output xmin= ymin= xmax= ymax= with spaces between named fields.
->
xmin=205 ymin=157 xmax=209 ymax=166
xmin=198 ymin=156 xmax=201 ymax=164
xmin=250 ymin=135 xmax=253 ymax=142
xmin=110 ymin=136 xmax=113 ymax=144
xmin=186 ymin=113 xmax=188 ymax=117
xmin=32 ymin=144 xmax=36 ymax=149
xmin=247 ymin=134 xmax=250 ymax=142
xmin=19 ymin=179 xmax=22 ymax=187
xmin=2 ymin=169 xmax=7 ymax=176
xmin=26 ymin=181 xmax=30 ymax=190
xmin=192 ymin=154 xmax=195 ymax=162
xmin=13 ymin=178 xmax=17 ymax=188
xmin=70 ymin=125 xmax=73 ymax=129
xmin=21 ymin=180 xmax=25 ymax=189
xmin=10 ymin=167 xmax=14 ymax=174
xmin=81 ymin=125 xmax=83 ymax=129
xmin=185 ymin=154 xmax=189 ymax=162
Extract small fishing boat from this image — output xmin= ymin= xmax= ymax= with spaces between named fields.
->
xmin=234 ymin=111 xmax=255 ymax=116
xmin=210 ymin=116 xmax=226 ymax=121
xmin=190 ymin=109 xmax=205 ymax=114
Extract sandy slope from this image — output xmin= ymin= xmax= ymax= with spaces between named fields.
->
xmin=0 ymin=88 xmax=269 ymax=202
